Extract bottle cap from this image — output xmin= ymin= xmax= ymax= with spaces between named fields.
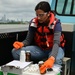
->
xmin=26 ymin=51 xmax=30 ymax=52
xmin=38 ymin=61 xmax=44 ymax=64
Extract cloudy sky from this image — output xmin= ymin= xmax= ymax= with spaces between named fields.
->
xmin=0 ymin=0 xmax=50 ymax=21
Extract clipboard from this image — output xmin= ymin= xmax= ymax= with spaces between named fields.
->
xmin=1 ymin=60 xmax=32 ymax=74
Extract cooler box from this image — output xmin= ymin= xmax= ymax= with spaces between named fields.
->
xmin=0 ymin=60 xmax=61 ymax=75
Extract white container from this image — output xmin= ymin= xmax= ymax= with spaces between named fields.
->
xmin=20 ymin=50 xmax=26 ymax=62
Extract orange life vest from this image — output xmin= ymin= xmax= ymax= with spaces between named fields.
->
xmin=31 ymin=13 xmax=65 ymax=50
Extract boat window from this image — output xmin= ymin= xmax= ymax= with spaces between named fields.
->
xmin=55 ymin=0 xmax=75 ymax=16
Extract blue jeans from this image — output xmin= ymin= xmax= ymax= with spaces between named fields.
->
xmin=12 ymin=46 xmax=64 ymax=64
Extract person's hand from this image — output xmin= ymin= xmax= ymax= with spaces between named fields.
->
xmin=13 ymin=41 xmax=24 ymax=50
xmin=40 ymin=56 xmax=55 ymax=74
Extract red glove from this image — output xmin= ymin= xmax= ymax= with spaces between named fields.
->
xmin=13 ymin=41 xmax=24 ymax=50
xmin=40 ymin=56 xmax=55 ymax=74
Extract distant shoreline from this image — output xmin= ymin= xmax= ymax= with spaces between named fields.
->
xmin=0 ymin=23 xmax=29 ymax=24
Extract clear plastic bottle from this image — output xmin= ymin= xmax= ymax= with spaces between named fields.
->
xmin=20 ymin=50 xmax=26 ymax=62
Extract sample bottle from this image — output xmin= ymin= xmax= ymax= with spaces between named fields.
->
xmin=20 ymin=50 xmax=26 ymax=62
xmin=38 ymin=61 xmax=44 ymax=67
xmin=26 ymin=51 xmax=31 ymax=62
xmin=38 ymin=61 xmax=46 ymax=74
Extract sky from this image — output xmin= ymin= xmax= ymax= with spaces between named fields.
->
xmin=0 ymin=0 xmax=50 ymax=21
